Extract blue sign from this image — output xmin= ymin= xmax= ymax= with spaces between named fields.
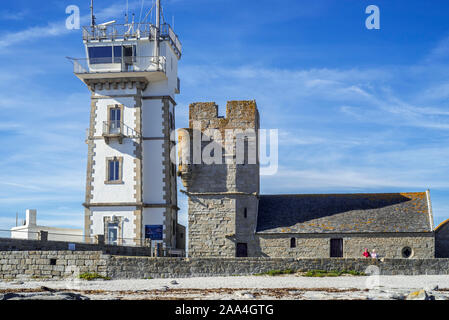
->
xmin=145 ymin=225 xmax=163 ymax=240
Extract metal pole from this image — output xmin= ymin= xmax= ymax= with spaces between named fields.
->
xmin=126 ymin=0 xmax=129 ymax=24
xmin=90 ymin=0 xmax=96 ymax=32
xmin=154 ymin=0 xmax=160 ymax=58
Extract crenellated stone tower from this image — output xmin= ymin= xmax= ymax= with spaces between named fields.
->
xmin=71 ymin=1 xmax=184 ymax=249
xmin=178 ymin=101 xmax=260 ymax=257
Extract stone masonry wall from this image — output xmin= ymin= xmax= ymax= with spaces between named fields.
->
xmin=187 ymin=196 xmax=236 ymax=257
xmin=0 ymin=251 xmax=106 ymax=280
xmin=436 ymin=222 xmax=449 ymax=257
xmin=105 ymin=257 xmax=449 ymax=278
xmin=2 ymin=251 xmax=449 ymax=280
xmin=180 ymin=101 xmax=260 ymax=258
xmin=256 ymin=233 xmax=435 ymax=259
xmin=0 ymin=237 xmax=152 ymax=256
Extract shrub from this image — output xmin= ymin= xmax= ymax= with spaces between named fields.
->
xmin=303 ymin=270 xmax=365 ymax=277
xmin=79 ymin=273 xmax=111 ymax=281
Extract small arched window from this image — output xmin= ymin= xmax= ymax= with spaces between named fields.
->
xmin=290 ymin=237 xmax=296 ymax=248
xmin=244 ymin=208 xmax=248 ymax=219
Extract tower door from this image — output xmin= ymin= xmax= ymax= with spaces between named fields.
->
xmin=236 ymin=243 xmax=248 ymax=257
xmin=123 ymin=46 xmax=135 ymax=71
xmin=107 ymin=223 xmax=119 ymax=245
xmin=109 ymin=108 xmax=121 ymax=134
xmin=330 ymin=238 xmax=343 ymax=258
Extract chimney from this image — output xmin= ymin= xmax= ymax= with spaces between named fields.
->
xmin=26 ymin=209 xmax=37 ymax=227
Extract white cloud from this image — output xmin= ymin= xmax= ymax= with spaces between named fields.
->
xmin=0 ymin=1 xmax=143 ymax=49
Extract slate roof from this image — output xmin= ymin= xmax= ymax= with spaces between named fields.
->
xmin=256 ymin=192 xmax=433 ymax=234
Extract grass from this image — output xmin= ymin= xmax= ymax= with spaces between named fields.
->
xmin=303 ymin=270 xmax=366 ymax=277
xmin=254 ymin=269 xmax=296 ymax=276
xmin=79 ymin=273 xmax=111 ymax=281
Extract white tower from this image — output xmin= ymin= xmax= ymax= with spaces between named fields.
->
xmin=71 ymin=0 xmax=182 ymax=249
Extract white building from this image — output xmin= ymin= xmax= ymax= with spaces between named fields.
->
xmin=71 ymin=0 xmax=183 ymax=248
xmin=11 ymin=209 xmax=83 ymax=242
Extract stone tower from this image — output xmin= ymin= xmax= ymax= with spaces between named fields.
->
xmin=179 ymin=101 xmax=260 ymax=257
xmin=71 ymin=1 xmax=183 ymax=248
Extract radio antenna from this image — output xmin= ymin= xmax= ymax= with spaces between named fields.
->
xmin=142 ymin=1 xmax=155 ymax=24
xmin=137 ymin=0 xmax=145 ymax=30
xmin=125 ymin=0 xmax=129 ymax=24
xmin=90 ymin=0 xmax=96 ymax=28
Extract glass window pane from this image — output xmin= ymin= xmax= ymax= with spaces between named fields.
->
xmin=88 ymin=46 xmax=113 ymax=64
xmin=113 ymin=46 xmax=122 ymax=63
xmin=110 ymin=108 xmax=121 ymax=122
xmin=115 ymin=161 xmax=120 ymax=181
xmin=109 ymin=160 xmax=114 ymax=180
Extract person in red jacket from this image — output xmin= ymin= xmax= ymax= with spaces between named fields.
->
xmin=362 ymin=248 xmax=371 ymax=258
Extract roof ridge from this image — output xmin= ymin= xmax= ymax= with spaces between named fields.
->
xmin=260 ymin=192 xmax=427 ymax=197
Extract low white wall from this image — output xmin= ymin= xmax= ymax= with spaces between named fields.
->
xmin=11 ymin=226 xmax=83 ymax=242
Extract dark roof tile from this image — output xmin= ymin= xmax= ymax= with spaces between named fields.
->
xmin=256 ymin=192 xmax=432 ymax=234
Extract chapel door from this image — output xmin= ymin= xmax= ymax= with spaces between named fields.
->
xmin=236 ymin=243 xmax=248 ymax=257
xmin=330 ymin=238 xmax=343 ymax=258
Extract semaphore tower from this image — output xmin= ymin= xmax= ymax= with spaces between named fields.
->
xmin=70 ymin=0 xmax=183 ymax=249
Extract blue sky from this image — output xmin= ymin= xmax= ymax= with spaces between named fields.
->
xmin=1 ymin=0 xmax=449 ymax=233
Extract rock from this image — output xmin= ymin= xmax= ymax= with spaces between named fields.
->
xmin=170 ymin=280 xmax=179 ymax=285
xmin=406 ymin=289 xmax=433 ymax=300
xmin=236 ymin=291 xmax=256 ymax=299
xmin=11 ymin=281 xmax=24 ymax=285
xmin=3 ymin=292 xmax=89 ymax=301
xmin=0 ymin=293 xmax=21 ymax=300
xmin=424 ymin=284 xmax=439 ymax=291
xmin=432 ymin=293 xmax=449 ymax=300
xmin=55 ymin=292 xmax=90 ymax=300
xmin=39 ymin=286 xmax=56 ymax=292
xmin=158 ymin=286 xmax=169 ymax=291
xmin=390 ymin=293 xmax=405 ymax=300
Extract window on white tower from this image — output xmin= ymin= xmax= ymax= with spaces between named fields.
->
xmin=106 ymin=157 xmax=122 ymax=183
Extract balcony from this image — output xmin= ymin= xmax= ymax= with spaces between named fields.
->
xmin=69 ymin=56 xmax=167 ymax=83
xmin=102 ymin=120 xmax=141 ymax=144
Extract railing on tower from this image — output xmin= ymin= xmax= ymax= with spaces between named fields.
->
xmin=82 ymin=22 xmax=182 ymax=56
xmin=103 ymin=120 xmax=141 ymax=138
xmin=69 ymin=56 xmax=166 ymax=75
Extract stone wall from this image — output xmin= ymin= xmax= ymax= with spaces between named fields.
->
xmin=2 ymin=251 xmax=449 ymax=280
xmin=187 ymin=196 xmax=237 ymax=257
xmin=176 ymin=224 xmax=186 ymax=250
xmin=436 ymin=221 xmax=449 ymax=257
xmin=0 ymin=251 xmax=106 ymax=280
xmin=179 ymin=101 xmax=260 ymax=258
xmin=256 ymin=233 xmax=435 ymax=259
xmin=105 ymin=257 xmax=449 ymax=278
xmin=0 ymin=237 xmax=152 ymax=256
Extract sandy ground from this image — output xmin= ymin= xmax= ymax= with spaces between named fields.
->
xmin=1 ymin=275 xmax=449 ymax=300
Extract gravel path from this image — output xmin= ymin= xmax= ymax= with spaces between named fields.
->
xmin=1 ymin=275 xmax=448 ymax=300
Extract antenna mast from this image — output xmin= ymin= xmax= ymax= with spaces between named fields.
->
xmin=154 ymin=0 xmax=160 ymax=58
xmin=90 ymin=0 xmax=96 ymax=30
